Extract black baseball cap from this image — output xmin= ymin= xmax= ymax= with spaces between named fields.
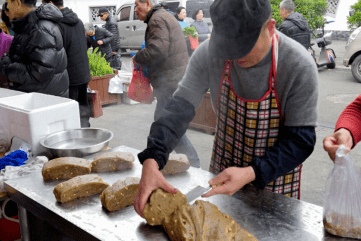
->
xmin=98 ymin=7 xmax=109 ymax=16
xmin=208 ymin=0 xmax=272 ymax=59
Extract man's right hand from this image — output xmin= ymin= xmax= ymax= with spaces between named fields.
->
xmin=323 ymin=128 xmax=353 ymax=162
xmin=134 ymin=159 xmax=178 ymax=218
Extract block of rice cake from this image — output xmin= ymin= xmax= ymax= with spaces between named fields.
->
xmin=91 ymin=152 xmax=134 ymax=173
xmin=100 ymin=177 xmax=140 ymax=211
xmin=143 ymin=189 xmax=187 ymax=226
xmin=53 ymin=174 xmax=109 ymax=203
xmin=161 ymin=154 xmax=190 ymax=175
xmin=163 ymin=200 xmax=258 ymax=241
xmin=42 ymin=157 xmax=91 ymax=181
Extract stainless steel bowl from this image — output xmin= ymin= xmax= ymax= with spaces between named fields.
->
xmin=40 ymin=128 xmax=113 ymax=158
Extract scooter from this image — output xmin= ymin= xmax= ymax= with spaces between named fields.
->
xmin=308 ymin=21 xmax=336 ymax=69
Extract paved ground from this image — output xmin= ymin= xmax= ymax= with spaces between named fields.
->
xmin=90 ymin=39 xmax=361 ymax=207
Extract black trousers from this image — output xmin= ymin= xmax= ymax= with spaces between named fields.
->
xmin=69 ymin=83 xmax=91 ymax=128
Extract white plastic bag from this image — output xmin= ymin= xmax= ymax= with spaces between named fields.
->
xmin=323 ymin=145 xmax=361 ymax=239
xmin=108 ymin=74 xmax=123 ymax=94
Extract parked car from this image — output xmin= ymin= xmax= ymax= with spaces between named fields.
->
xmin=115 ymin=0 xmax=213 ymax=51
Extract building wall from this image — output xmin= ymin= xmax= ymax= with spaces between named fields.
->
xmin=324 ymin=0 xmax=358 ymax=31
xmin=63 ymin=0 xmax=122 ymax=25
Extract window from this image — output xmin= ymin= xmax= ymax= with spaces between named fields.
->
xmin=325 ymin=0 xmax=339 ymax=18
xmin=119 ymin=6 xmax=131 ymax=21
xmin=134 ymin=8 xmax=139 ymax=20
xmin=186 ymin=0 xmax=213 ymax=18
xmin=90 ymin=6 xmax=117 ymax=23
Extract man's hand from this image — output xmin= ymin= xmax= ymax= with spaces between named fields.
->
xmin=112 ymin=52 xmax=116 ymax=55
xmin=323 ymin=128 xmax=353 ymax=162
xmin=202 ymin=166 xmax=256 ymax=197
xmin=97 ymin=40 xmax=104 ymax=45
xmin=134 ymin=159 xmax=178 ymax=218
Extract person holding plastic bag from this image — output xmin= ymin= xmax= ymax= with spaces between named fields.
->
xmin=323 ymin=94 xmax=361 ymax=161
xmin=133 ymin=0 xmax=200 ymax=167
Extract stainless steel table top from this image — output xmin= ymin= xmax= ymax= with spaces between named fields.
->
xmin=4 ymin=146 xmax=350 ymax=240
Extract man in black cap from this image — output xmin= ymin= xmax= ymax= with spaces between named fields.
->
xmin=98 ymin=7 xmax=122 ymax=70
xmin=134 ymin=0 xmax=318 ymax=217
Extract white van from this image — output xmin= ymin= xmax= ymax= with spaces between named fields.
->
xmin=116 ymin=0 xmax=213 ymax=51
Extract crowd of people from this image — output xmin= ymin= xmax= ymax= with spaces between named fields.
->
xmin=0 ymin=0 xmax=359 ymax=224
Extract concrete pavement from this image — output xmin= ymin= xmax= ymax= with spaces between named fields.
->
xmin=90 ymin=39 xmax=361 ymax=207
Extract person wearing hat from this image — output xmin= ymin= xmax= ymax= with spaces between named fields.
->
xmin=134 ymin=0 xmax=318 ymax=218
xmin=98 ymin=7 xmax=122 ymax=70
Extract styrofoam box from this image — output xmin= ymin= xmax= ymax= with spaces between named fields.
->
xmin=0 ymin=88 xmax=26 ymax=98
xmin=121 ymin=92 xmax=140 ymax=105
xmin=0 ymin=92 xmax=80 ymax=156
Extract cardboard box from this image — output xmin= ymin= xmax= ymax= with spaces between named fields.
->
xmin=0 ymin=93 xmax=80 ymax=156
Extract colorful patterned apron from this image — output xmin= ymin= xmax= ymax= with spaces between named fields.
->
xmin=210 ymin=35 xmax=302 ymax=199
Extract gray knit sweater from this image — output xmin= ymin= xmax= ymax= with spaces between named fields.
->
xmin=190 ymin=20 xmax=210 ymax=43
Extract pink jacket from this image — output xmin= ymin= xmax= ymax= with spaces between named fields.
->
xmin=0 ymin=31 xmax=13 ymax=57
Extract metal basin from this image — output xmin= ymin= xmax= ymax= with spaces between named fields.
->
xmin=40 ymin=128 xmax=113 ymax=158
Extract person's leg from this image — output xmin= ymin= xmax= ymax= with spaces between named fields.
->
xmin=152 ymin=86 xmax=200 ymax=167
xmin=77 ymin=83 xmax=91 ymax=128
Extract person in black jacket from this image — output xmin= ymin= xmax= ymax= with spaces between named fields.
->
xmin=42 ymin=0 xmax=91 ymax=127
xmin=99 ymin=7 xmax=122 ymax=70
xmin=278 ymin=0 xmax=311 ymax=49
xmin=0 ymin=0 xmax=69 ymax=97
xmin=84 ymin=22 xmax=113 ymax=62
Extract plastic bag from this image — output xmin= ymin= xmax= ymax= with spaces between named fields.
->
xmin=323 ymin=145 xmax=361 ymax=239
xmin=187 ymin=34 xmax=199 ymax=50
xmin=108 ymin=74 xmax=123 ymax=94
xmin=127 ymin=62 xmax=153 ymax=104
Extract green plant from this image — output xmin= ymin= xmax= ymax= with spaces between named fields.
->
xmin=348 ymin=1 xmax=361 ymax=31
xmin=183 ymin=26 xmax=198 ymax=38
xmin=270 ymin=0 xmax=328 ymax=31
xmin=87 ymin=47 xmax=113 ymax=77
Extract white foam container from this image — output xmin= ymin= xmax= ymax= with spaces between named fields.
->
xmin=0 ymin=92 xmax=80 ymax=156
xmin=0 ymin=88 xmax=26 ymax=98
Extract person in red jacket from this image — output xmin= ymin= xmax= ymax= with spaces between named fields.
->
xmin=323 ymin=94 xmax=361 ymax=161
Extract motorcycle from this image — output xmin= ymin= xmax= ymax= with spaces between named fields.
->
xmin=308 ymin=21 xmax=336 ymax=69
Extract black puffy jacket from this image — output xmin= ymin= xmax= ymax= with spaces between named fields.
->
xmin=278 ymin=12 xmax=311 ymax=49
xmin=5 ymin=4 xmax=69 ymax=97
xmin=59 ymin=7 xmax=91 ymax=86
xmin=86 ymin=27 xmax=113 ymax=62
xmin=104 ymin=16 xmax=121 ymax=52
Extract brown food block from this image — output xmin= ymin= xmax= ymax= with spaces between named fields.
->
xmin=42 ymin=157 xmax=91 ymax=181
xmin=143 ymin=189 xmax=187 ymax=226
xmin=163 ymin=200 xmax=257 ymax=241
xmin=53 ymin=174 xmax=109 ymax=203
xmin=91 ymin=152 xmax=134 ymax=173
xmin=161 ymin=154 xmax=190 ymax=175
xmin=100 ymin=177 xmax=140 ymax=211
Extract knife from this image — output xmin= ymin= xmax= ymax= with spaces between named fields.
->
xmin=186 ymin=185 xmax=211 ymax=203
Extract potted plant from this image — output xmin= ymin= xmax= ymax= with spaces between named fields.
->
xmin=87 ymin=48 xmax=121 ymax=105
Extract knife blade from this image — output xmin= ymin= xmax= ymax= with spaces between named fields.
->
xmin=186 ymin=185 xmax=212 ymax=203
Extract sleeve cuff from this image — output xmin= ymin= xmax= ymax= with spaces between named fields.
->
xmin=137 ymin=149 xmax=169 ymax=170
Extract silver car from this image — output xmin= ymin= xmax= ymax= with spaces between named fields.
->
xmin=344 ymin=27 xmax=361 ymax=83
xmin=116 ymin=0 xmax=213 ymax=51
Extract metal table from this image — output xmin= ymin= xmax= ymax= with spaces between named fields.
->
xmin=4 ymin=146 xmax=350 ymax=240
